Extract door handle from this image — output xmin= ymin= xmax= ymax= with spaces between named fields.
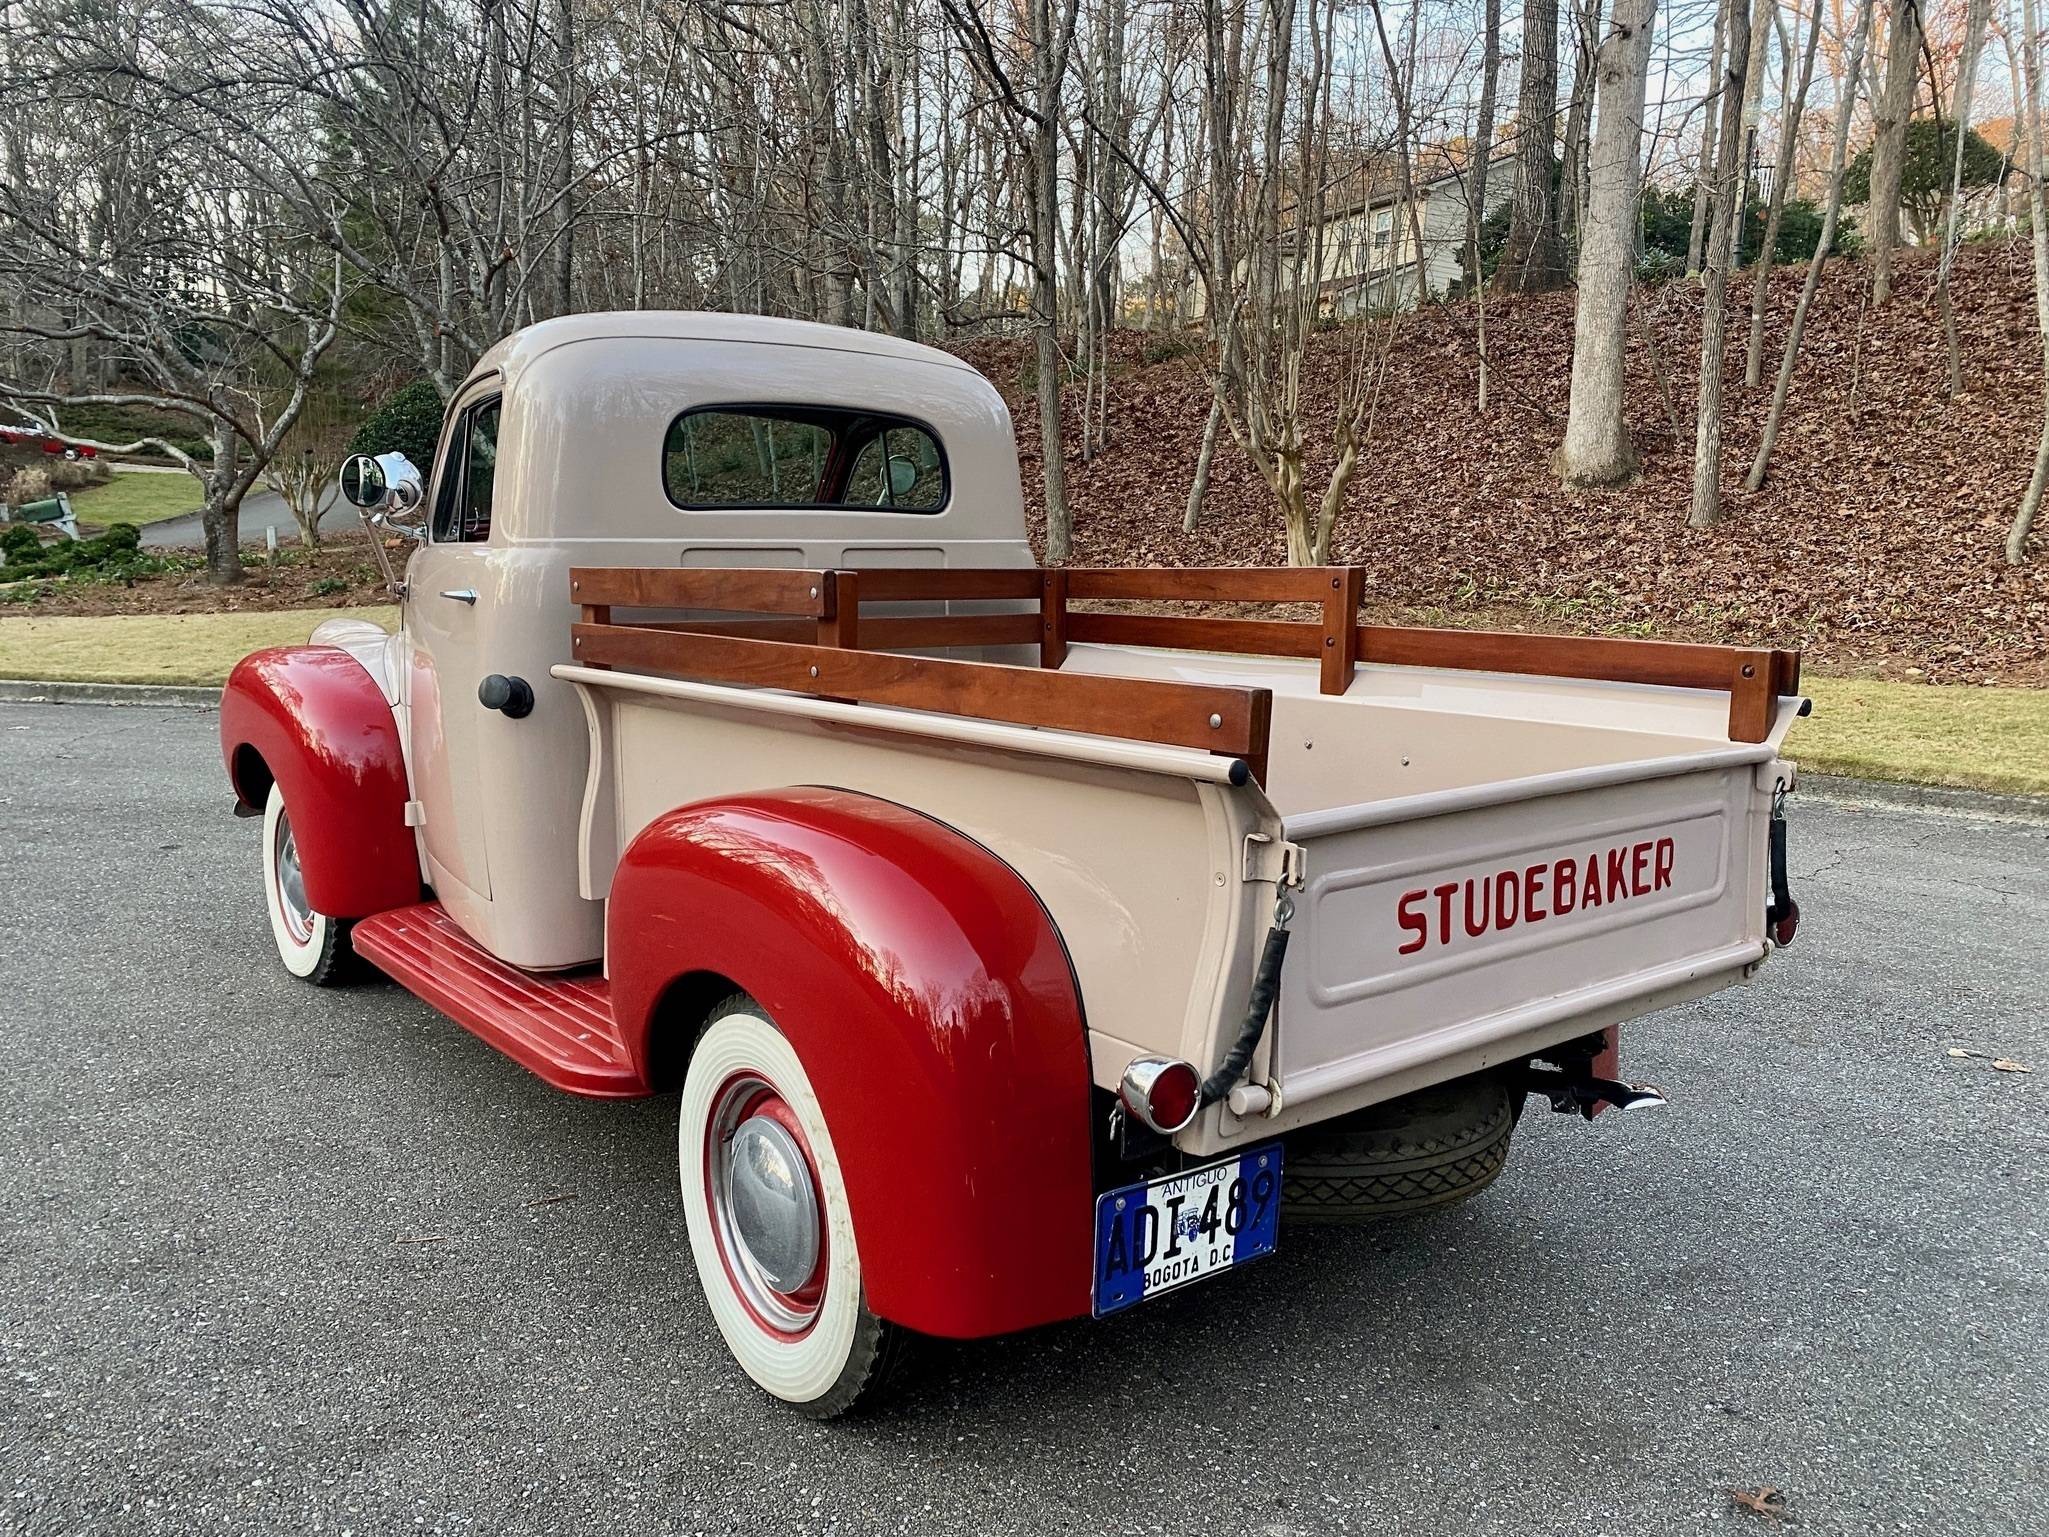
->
xmin=439 ymin=588 xmax=478 ymax=606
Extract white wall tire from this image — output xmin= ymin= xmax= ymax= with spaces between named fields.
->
xmin=680 ymin=995 xmax=908 ymax=1416
xmin=260 ymin=782 xmax=349 ymax=985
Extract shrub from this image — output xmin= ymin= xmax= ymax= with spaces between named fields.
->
xmin=346 ymin=379 xmax=445 ymax=471
xmin=5 ymin=466 xmax=53 ymax=506
xmin=308 ymin=575 xmax=348 ymax=596
xmin=1 ymin=524 xmax=40 ymax=561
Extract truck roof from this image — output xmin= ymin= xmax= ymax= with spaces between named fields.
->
xmin=466 ymin=312 xmax=977 ymax=395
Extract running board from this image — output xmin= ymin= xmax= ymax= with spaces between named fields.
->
xmin=351 ymin=902 xmax=645 ymax=1098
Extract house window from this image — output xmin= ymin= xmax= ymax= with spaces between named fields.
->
xmin=1371 ymin=208 xmax=1394 ymax=264
xmin=662 ymin=405 xmax=948 ymax=512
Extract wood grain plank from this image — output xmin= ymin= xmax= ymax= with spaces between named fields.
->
xmin=569 ymin=566 xmax=833 ymax=616
xmin=1040 ymin=568 xmax=1069 ymax=669
xmin=570 ymin=622 xmax=1271 ymax=765
xmin=847 ymin=567 xmax=1046 ymax=601
xmin=1320 ymin=567 xmax=1365 ymax=695
xmin=1067 ymin=613 xmax=1323 ymax=657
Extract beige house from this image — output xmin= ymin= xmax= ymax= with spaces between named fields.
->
xmin=1308 ymin=152 xmax=1514 ymax=313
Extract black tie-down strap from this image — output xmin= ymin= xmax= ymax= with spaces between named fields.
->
xmin=1765 ymin=785 xmax=1800 ymax=947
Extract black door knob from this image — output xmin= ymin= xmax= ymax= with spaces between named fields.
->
xmin=478 ymin=674 xmax=534 ymax=718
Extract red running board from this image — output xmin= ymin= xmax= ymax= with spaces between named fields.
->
xmin=351 ymin=902 xmax=645 ymax=1097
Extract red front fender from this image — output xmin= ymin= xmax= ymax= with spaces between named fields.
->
xmin=608 ymin=788 xmax=1095 ymax=1339
xmin=220 ymin=646 xmax=418 ymax=919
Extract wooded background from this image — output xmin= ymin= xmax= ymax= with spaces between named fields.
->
xmin=0 ymin=0 xmax=2044 ymax=605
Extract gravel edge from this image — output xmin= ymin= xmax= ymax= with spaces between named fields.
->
xmin=0 ymin=678 xmax=220 ymax=710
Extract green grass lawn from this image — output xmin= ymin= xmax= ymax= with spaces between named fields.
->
xmin=1790 ymin=677 xmax=2049 ymax=797
xmin=0 ymin=609 xmax=2041 ymax=797
xmin=67 ymin=471 xmax=204 ymax=527
xmin=0 ymin=607 xmax=396 ymax=686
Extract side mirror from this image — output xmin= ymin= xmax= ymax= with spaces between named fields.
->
xmin=886 ymin=454 xmax=919 ymax=500
xmin=339 ymin=453 xmax=385 ymax=508
xmin=340 ymin=451 xmax=426 ymax=526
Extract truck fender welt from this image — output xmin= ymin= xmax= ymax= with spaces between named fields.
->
xmin=607 ymin=787 xmax=1095 ymax=1340
xmin=219 ymin=646 xmax=418 ymax=920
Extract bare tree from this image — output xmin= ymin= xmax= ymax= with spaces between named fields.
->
xmin=1689 ymin=0 xmax=1750 ymax=528
xmin=1558 ymin=0 xmax=1659 ymax=486
xmin=1747 ymin=0 xmax=1875 ymax=491
xmin=2009 ymin=0 xmax=2049 ymax=564
xmin=1496 ymin=0 xmax=1570 ymax=291
xmin=1867 ymin=0 xmax=1925 ymax=306
xmin=1936 ymin=0 xmax=1993 ymax=396
xmin=1744 ymin=0 xmax=1822 ymax=387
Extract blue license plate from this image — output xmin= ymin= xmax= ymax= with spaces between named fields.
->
xmin=1092 ymin=1143 xmax=1282 ymax=1317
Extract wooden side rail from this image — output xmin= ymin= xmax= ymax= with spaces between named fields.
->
xmin=568 ymin=565 xmax=1801 ymax=747
xmin=569 ymin=620 xmax=1271 ymax=782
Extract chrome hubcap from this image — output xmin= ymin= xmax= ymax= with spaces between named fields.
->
xmin=274 ymin=813 xmax=315 ymax=945
xmin=709 ymin=1077 xmax=824 ymax=1332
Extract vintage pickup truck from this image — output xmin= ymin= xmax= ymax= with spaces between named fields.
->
xmin=219 ymin=314 xmax=1804 ymax=1415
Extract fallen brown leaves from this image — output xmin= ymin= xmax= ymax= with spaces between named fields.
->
xmin=966 ymin=241 xmax=2048 ymax=684
xmin=1728 ymin=1485 xmax=1791 ymax=1524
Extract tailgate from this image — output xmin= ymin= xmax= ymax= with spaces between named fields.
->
xmin=1269 ymin=748 xmax=1780 ymax=1113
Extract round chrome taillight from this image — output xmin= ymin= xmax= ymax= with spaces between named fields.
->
xmin=1119 ymin=1055 xmax=1203 ymax=1134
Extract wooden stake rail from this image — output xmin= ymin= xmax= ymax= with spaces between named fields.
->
xmin=567 ymin=565 xmax=1800 ymax=749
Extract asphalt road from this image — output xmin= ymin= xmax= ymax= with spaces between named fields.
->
xmin=1 ymin=703 xmax=2043 ymax=1536
xmin=137 ymin=488 xmax=356 ymax=550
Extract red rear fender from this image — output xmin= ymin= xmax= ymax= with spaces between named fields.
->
xmin=608 ymin=788 xmax=1095 ymax=1340
xmin=219 ymin=646 xmax=418 ymax=919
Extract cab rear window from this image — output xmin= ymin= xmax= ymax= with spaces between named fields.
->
xmin=662 ymin=405 xmax=947 ymax=513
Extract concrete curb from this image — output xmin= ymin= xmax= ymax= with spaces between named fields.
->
xmin=0 ymin=678 xmax=219 ymax=709
xmin=1797 ymin=773 xmax=2049 ymax=825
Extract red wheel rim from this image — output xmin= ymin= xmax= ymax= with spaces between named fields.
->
xmin=703 ymin=1072 xmax=829 ymax=1340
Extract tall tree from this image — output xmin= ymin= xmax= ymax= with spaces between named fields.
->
xmin=1494 ymin=0 xmax=1569 ymax=292
xmin=1747 ymin=0 xmax=1875 ymax=490
xmin=1744 ymin=0 xmax=1822 ymax=387
xmin=2009 ymin=0 xmax=2049 ymax=563
xmin=1558 ymin=0 xmax=1658 ymax=485
xmin=1867 ymin=0 xmax=1925 ymax=306
xmin=1689 ymin=0 xmax=1750 ymax=528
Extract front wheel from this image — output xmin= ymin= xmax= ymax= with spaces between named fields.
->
xmin=260 ymin=782 xmax=350 ymax=985
xmin=679 ymin=995 xmax=909 ymax=1416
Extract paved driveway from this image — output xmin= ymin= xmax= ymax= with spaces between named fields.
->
xmin=0 ymin=703 xmax=2042 ymax=1535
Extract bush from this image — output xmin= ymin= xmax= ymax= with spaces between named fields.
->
xmin=5 ymin=466 xmax=53 ymax=506
xmin=1 ymin=523 xmax=40 ymax=561
xmin=346 ymin=379 xmax=445 ymax=471
xmin=0 ymin=521 xmax=151 ymax=581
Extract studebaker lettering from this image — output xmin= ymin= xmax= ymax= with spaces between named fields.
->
xmin=1395 ymin=836 xmax=1678 ymax=956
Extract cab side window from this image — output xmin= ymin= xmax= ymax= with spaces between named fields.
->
xmin=432 ymin=397 xmax=501 ymax=543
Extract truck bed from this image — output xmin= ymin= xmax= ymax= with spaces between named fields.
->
xmin=558 ymin=564 xmax=1802 ymax=1153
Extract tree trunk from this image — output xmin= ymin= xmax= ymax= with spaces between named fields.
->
xmin=1747 ymin=0 xmax=1873 ymax=490
xmin=1744 ymin=0 xmax=1821 ymax=386
xmin=201 ymin=422 xmax=244 ymax=585
xmin=1868 ymin=0 xmax=1923 ymax=307
xmin=1687 ymin=0 xmax=1730 ymax=274
xmin=2008 ymin=0 xmax=2049 ymax=563
xmin=1493 ymin=0 xmax=1568 ymax=293
xmin=1558 ymin=0 xmax=1603 ymax=254
xmin=1185 ymin=394 xmax=1223 ymax=533
xmin=1937 ymin=0 xmax=1992 ymax=396
xmin=1467 ymin=0 xmax=1502 ymax=295
xmin=1559 ymin=0 xmax=1658 ymax=486
xmin=1689 ymin=0 xmax=1750 ymax=528
xmin=1029 ymin=0 xmax=1073 ymax=563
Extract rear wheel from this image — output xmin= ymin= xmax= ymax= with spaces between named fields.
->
xmin=1281 ymin=1074 xmax=1518 ymax=1224
xmin=260 ymin=783 xmax=350 ymax=985
xmin=679 ymin=995 xmax=909 ymax=1416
